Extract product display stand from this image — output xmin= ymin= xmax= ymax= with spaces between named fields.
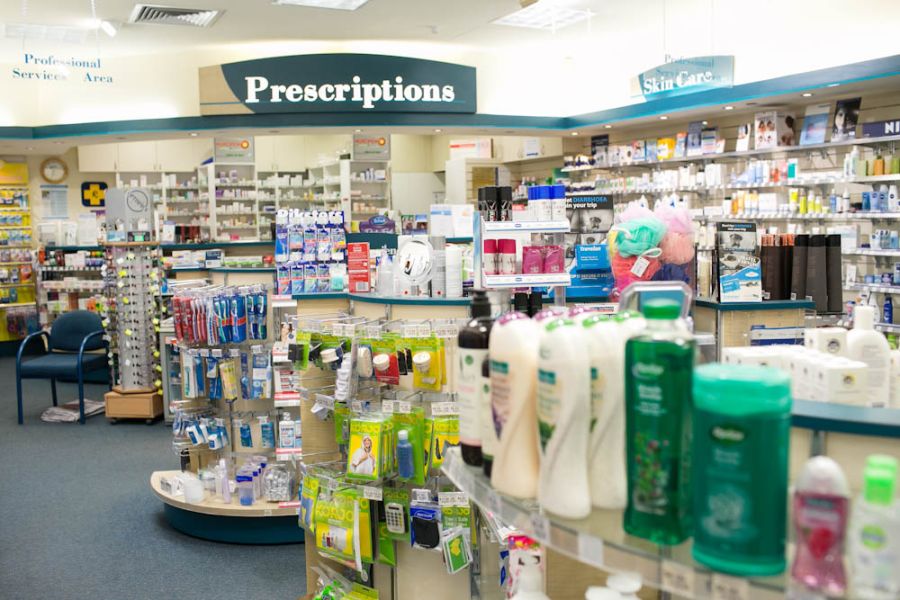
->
xmin=150 ymin=283 xmax=304 ymax=544
xmin=102 ymin=241 xmax=164 ymax=422
xmin=0 ymin=183 xmax=37 ymax=340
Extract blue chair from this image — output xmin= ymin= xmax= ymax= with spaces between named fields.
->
xmin=16 ymin=311 xmax=109 ymax=425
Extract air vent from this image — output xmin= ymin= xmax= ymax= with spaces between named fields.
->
xmin=128 ymin=4 xmax=224 ymax=27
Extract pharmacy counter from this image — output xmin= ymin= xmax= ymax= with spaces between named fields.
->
xmin=150 ymin=470 xmax=304 ymax=544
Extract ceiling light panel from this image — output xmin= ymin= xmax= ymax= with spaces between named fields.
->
xmin=128 ymin=5 xmax=224 ymax=27
xmin=273 ymin=0 xmax=372 ymax=10
xmin=3 ymin=22 xmax=89 ymax=43
xmin=493 ymin=1 xmax=592 ymax=30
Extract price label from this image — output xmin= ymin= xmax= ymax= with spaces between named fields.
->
xmin=315 ymin=394 xmax=335 ymax=410
xmin=432 ymin=402 xmax=459 ymax=416
xmin=433 ymin=323 xmax=459 ymax=338
xmin=381 ymin=401 xmax=395 ymax=414
xmin=529 ymin=513 xmax=550 ymax=543
xmin=199 ymin=348 xmax=210 ymax=357
xmin=365 ymin=325 xmax=382 ymax=338
xmin=397 ymin=401 xmax=412 ymax=414
xmin=411 ymin=489 xmax=431 ymax=503
xmin=418 ymin=323 xmax=432 ymax=338
xmin=661 ymin=560 xmax=695 ymax=597
xmin=576 ymin=534 xmax=605 ymax=569
xmin=321 ymin=323 xmax=334 ymax=335
xmin=362 ymin=486 xmax=383 ymax=501
xmin=211 ymin=349 xmax=223 ymax=357
xmin=711 ymin=574 xmax=749 ymax=600
xmin=229 ymin=348 xmax=240 ymax=357
xmin=251 ymin=344 xmax=263 ymax=355
xmin=350 ymin=400 xmax=364 ymax=412
xmin=401 ymin=323 xmax=419 ymax=338
xmin=438 ymin=492 xmax=456 ymax=507
xmin=322 ymin=477 xmax=338 ymax=491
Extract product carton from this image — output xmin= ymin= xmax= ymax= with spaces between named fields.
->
xmin=814 ymin=357 xmax=868 ymax=405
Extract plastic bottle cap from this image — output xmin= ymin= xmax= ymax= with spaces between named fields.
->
xmin=373 ymin=353 xmax=391 ymax=372
xmin=863 ymin=465 xmax=897 ymax=506
xmin=398 ymin=429 xmax=408 ymax=442
xmin=641 ymin=299 xmax=680 ymax=320
xmin=867 ymin=454 xmax=898 ymax=475
xmin=606 ymin=572 xmax=642 ymax=593
xmin=585 ymin=588 xmax=622 ymax=600
xmin=320 ymin=348 xmax=339 ymax=363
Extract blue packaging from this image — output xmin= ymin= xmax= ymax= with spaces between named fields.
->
xmin=304 ymin=264 xmax=317 ymax=294
xmin=252 ymin=353 xmax=270 ymax=399
xmin=863 ymin=192 xmax=871 ymax=211
xmin=194 ymin=354 xmax=205 ymax=395
xmin=240 ymin=352 xmax=250 ymax=399
xmin=260 ymin=420 xmax=275 ymax=448
xmin=277 ymin=264 xmax=291 ymax=296
xmin=256 ymin=292 xmax=267 ymax=339
xmin=275 ymin=224 xmax=289 ymax=263
xmin=291 ymin=262 xmax=304 ymax=295
xmin=207 ymin=356 xmax=221 ymax=400
xmin=537 ymin=185 xmax=551 ymax=200
xmin=880 ymin=191 xmax=888 ymax=212
xmin=289 ymin=220 xmax=304 ymax=252
xmin=231 ymin=293 xmax=247 ymax=343
xmin=317 ymin=263 xmax=330 ymax=293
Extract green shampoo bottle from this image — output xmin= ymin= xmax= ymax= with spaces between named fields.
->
xmin=691 ymin=364 xmax=792 ymax=576
xmin=624 ymin=299 xmax=694 ymax=545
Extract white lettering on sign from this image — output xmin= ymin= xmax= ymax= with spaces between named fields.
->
xmin=244 ymin=75 xmax=456 ymax=110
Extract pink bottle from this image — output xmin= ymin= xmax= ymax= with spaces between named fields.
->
xmin=791 ymin=456 xmax=850 ymax=597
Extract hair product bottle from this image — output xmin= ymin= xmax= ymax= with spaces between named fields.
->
xmin=536 ymin=318 xmax=592 ymax=518
xmin=850 ymin=455 xmax=900 ymax=599
xmin=691 ymin=364 xmax=792 ymax=575
xmin=624 ymin=299 xmax=694 ymax=545
xmin=457 ymin=290 xmax=493 ymax=466
xmin=490 ymin=313 xmax=541 ymax=499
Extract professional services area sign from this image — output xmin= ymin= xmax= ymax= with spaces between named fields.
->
xmin=199 ymin=53 xmax=476 ymax=115
xmin=632 ymin=55 xmax=734 ymax=101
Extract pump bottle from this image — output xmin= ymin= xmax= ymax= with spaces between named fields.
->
xmin=490 ymin=313 xmax=541 ymax=499
xmin=848 ymin=305 xmax=891 ymax=407
xmin=457 ymin=290 xmax=494 ymax=466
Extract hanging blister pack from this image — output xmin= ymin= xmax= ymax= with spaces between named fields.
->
xmin=238 ymin=420 xmax=253 ymax=447
xmin=252 ymin=349 xmax=271 ymax=399
xmin=206 ymin=355 xmax=221 ymax=401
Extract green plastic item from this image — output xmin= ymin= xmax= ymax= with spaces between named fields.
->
xmin=691 ymin=363 xmax=792 ymax=577
xmin=866 ymin=454 xmax=899 ymax=477
xmin=623 ymin=300 xmax=694 ymax=545
xmin=641 ymin=298 xmax=680 ymax=320
xmin=863 ymin=465 xmax=897 ymax=506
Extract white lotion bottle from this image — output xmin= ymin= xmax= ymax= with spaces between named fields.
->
xmin=582 ymin=314 xmax=628 ymax=509
xmin=848 ymin=305 xmax=891 ymax=407
xmin=278 ymin=412 xmax=295 ymax=449
xmin=490 ymin=312 xmax=541 ymax=499
xmin=536 ymin=318 xmax=592 ymax=518
xmin=510 ymin=567 xmax=550 ymax=600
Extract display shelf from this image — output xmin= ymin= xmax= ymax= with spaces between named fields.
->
xmin=348 ymin=293 xmax=471 ymax=306
xmin=482 ymin=220 xmax=570 ymax=234
xmin=0 ymin=301 xmax=36 ymax=309
xmin=792 ymin=400 xmax=900 ymax=438
xmin=694 ymin=298 xmax=816 ymax=311
xmin=43 ymin=245 xmax=103 ymax=252
xmin=843 ymin=248 xmax=900 ymax=257
xmin=208 ymin=266 xmax=275 ymax=273
xmin=446 ymin=237 xmax=473 ymax=244
xmin=442 ymin=448 xmax=784 ymax=600
xmin=291 ymin=292 xmax=350 ymax=300
xmin=160 ymin=241 xmax=274 ymax=251
xmin=695 ymin=212 xmax=900 ymax=222
xmin=846 ymin=282 xmax=900 ymax=294
xmin=151 ymin=470 xmax=298 ymax=517
xmin=483 ymin=273 xmax=571 ymax=288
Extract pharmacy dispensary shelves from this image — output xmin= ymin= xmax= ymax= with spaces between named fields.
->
xmin=482 ymin=220 xmax=570 ymax=234
xmin=442 ymin=448 xmax=783 ymax=600
xmin=695 ymin=212 xmax=900 ymax=222
xmin=483 ymin=273 xmax=571 ymax=288
xmin=568 ymin=176 xmax=900 ymax=196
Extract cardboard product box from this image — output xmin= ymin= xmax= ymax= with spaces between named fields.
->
xmin=347 ymin=242 xmax=371 ymax=294
xmin=816 ymin=358 xmax=868 ymax=406
xmin=754 ymin=111 xmax=797 ymax=149
xmin=657 ymin=137 xmax=676 ymax=161
xmin=105 ymin=390 xmax=163 ymax=420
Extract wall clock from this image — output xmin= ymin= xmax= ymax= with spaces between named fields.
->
xmin=40 ymin=157 xmax=68 ymax=184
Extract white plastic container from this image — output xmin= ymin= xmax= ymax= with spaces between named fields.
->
xmin=278 ymin=412 xmax=295 ymax=449
xmin=490 ymin=313 xmax=541 ymax=499
xmin=847 ymin=305 xmax=891 ymax=407
xmin=510 ymin=567 xmax=550 ymax=600
xmin=536 ymin=318 xmax=592 ymax=518
xmin=582 ymin=314 xmax=627 ymax=509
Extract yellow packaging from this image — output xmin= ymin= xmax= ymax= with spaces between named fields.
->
xmin=657 ymin=137 xmax=676 ymax=160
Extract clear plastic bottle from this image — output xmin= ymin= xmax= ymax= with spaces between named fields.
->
xmin=792 ymin=456 xmax=850 ymax=596
xmin=624 ymin=299 xmax=694 ymax=545
xmin=850 ymin=456 xmax=900 ymax=599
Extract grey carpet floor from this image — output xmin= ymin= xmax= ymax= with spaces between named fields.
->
xmin=0 ymin=358 xmax=306 ymax=600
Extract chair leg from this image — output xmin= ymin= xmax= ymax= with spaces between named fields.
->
xmin=16 ymin=375 xmax=23 ymax=425
xmin=77 ymin=367 xmax=86 ymax=425
xmin=51 ymin=379 xmax=58 ymax=407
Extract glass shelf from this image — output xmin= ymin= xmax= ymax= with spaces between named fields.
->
xmin=442 ymin=447 xmax=790 ymax=600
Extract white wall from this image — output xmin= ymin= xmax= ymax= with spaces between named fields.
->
xmin=4 ymin=1 xmax=900 ymax=126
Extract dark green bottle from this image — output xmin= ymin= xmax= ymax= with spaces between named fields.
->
xmin=623 ymin=299 xmax=694 ymax=545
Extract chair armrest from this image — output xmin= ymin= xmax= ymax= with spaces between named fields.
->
xmin=77 ymin=330 xmax=107 ymax=362
xmin=17 ymin=330 xmax=49 ymax=368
